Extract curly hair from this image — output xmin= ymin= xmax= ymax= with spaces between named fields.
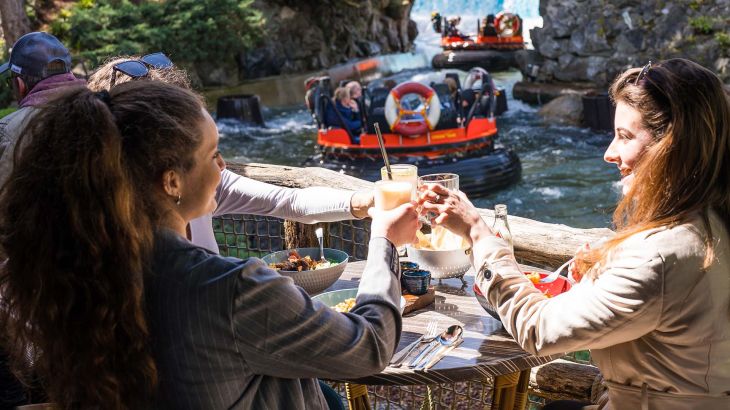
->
xmin=87 ymin=55 xmax=192 ymax=92
xmin=0 ymin=81 xmax=205 ymax=408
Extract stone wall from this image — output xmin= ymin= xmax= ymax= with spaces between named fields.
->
xmin=524 ymin=0 xmax=729 ymax=86
xmin=198 ymin=0 xmax=417 ymax=85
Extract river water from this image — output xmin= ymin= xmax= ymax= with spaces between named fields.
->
xmin=215 ymin=0 xmax=620 ymax=229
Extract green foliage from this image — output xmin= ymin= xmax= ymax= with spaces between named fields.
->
xmin=53 ymin=0 xmax=264 ymax=69
xmin=0 ymin=47 xmax=13 ymax=111
xmin=0 ymin=107 xmax=18 ymax=119
xmin=689 ymin=16 xmax=714 ymax=35
xmin=715 ymin=32 xmax=730 ymax=52
xmin=688 ymin=0 xmax=704 ymax=11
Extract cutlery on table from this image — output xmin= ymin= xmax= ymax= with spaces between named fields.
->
xmin=419 ymin=337 xmax=464 ymax=371
xmin=412 ymin=325 xmax=463 ymax=370
xmin=407 ymin=324 xmax=463 ymax=369
xmin=390 ymin=320 xmax=438 ymax=367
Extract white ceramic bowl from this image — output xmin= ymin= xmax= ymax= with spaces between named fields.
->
xmin=405 ymin=245 xmax=471 ymax=279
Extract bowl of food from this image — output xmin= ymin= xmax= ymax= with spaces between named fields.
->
xmin=474 ymin=271 xmax=572 ymax=321
xmin=312 ymin=288 xmax=358 ymax=312
xmin=314 ymin=288 xmax=406 ymax=314
xmin=405 ymin=230 xmax=471 ymax=280
xmin=262 ymin=248 xmax=348 ymax=295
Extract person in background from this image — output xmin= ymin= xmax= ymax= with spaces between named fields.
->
xmin=87 ymin=55 xmax=373 ymax=254
xmin=0 ymin=32 xmax=86 ymax=189
xmin=0 ymin=80 xmax=418 ymax=409
xmin=325 ymin=86 xmax=362 ymax=143
xmin=420 ymin=58 xmax=730 ymax=410
xmin=346 ymin=80 xmax=366 ymax=126
xmin=0 ymin=31 xmax=85 ymax=408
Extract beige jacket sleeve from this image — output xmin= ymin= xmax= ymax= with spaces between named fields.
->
xmin=474 ymin=233 xmax=665 ymax=356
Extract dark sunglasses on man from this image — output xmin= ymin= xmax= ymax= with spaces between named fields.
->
xmin=110 ymin=52 xmax=173 ymax=87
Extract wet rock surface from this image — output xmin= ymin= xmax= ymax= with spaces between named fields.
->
xmin=522 ymin=0 xmax=730 ymax=86
xmin=212 ymin=0 xmax=417 ymax=85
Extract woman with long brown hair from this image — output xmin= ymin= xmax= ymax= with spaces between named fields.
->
xmin=420 ymin=58 xmax=730 ymax=409
xmin=0 ymin=80 xmax=417 ymax=409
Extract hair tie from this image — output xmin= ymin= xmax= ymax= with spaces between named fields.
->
xmin=95 ymin=90 xmax=112 ymax=107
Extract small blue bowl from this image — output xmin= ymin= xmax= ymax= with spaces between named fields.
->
xmin=400 ymin=261 xmax=419 ymax=273
xmin=401 ymin=269 xmax=431 ymax=296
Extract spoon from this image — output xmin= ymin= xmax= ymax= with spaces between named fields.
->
xmin=407 ymin=324 xmax=464 ymax=369
xmin=315 ymin=227 xmax=325 ymax=262
xmin=539 ymin=257 xmax=574 ymax=284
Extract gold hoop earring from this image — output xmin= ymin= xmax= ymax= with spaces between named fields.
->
xmin=176 ymin=194 xmax=181 ymax=206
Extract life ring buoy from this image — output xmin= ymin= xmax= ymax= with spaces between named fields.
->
xmin=495 ymin=12 xmax=520 ymax=37
xmin=384 ymin=82 xmax=441 ymax=136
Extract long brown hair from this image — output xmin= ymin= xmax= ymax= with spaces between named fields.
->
xmin=0 ymin=81 xmax=205 ymax=408
xmin=589 ymin=59 xmax=730 ymax=275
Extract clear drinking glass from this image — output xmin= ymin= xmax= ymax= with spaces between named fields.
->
xmin=418 ymin=173 xmax=464 ymax=250
xmin=381 ymin=164 xmax=418 ymax=199
xmin=374 ymin=179 xmax=413 ymax=211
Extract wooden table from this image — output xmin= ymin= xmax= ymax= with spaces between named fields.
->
xmin=327 ymin=260 xmax=562 ymax=410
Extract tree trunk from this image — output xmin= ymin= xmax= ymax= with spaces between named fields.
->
xmin=0 ymin=0 xmax=31 ymax=50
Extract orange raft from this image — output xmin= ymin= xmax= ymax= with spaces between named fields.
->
xmin=305 ymin=76 xmax=521 ymax=198
xmin=433 ymin=11 xmax=525 ymax=51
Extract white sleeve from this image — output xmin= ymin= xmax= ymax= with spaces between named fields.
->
xmin=213 ymin=169 xmax=356 ymax=223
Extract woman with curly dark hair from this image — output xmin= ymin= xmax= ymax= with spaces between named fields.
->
xmin=0 ymin=80 xmax=415 ymax=409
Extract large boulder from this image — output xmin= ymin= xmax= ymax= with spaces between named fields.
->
xmin=193 ymin=0 xmax=418 ymax=85
xmin=530 ymin=0 xmax=730 ymax=86
xmin=538 ymin=94 xmax=584 ymax=126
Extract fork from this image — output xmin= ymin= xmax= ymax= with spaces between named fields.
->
xmin=538 ymin=257 xmax=574 ymax=284
xmin=389 ymin=320 xmax=438 ymax=367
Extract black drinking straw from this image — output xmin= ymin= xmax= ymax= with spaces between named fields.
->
xmin=374 ymin=122 xmax=392 ymax=180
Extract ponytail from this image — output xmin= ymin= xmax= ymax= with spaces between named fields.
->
xmin=0 ymin=85 xmax=160 ymax=408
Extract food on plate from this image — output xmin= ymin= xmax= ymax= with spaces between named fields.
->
xmin=333 ymin=298 xmax=356 ymax=313
xmin=269 ymin=250 xmax=336 ymax=272
xmin=414 ymin=229 xmax=469 ymax=251
xmin=525 ymin=271 xmax=541 ymax=284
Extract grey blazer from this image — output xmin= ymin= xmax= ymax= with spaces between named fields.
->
xmin=147 ymin=229 xmax=402 ymax=409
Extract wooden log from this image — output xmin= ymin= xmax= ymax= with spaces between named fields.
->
xmin=284 ymin=221 xmax=318 ymax=249
xmin=529 ymin=359 xmax=603 ymax=403
xmin=226 ymin=163 xmax=614 ymax=269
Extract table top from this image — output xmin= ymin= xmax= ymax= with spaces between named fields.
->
xmin=328 ymin=260 xmax=561 ymax=386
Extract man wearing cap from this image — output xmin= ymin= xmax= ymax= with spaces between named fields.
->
xmin=0 ymin=32 xmax=86 ymax=188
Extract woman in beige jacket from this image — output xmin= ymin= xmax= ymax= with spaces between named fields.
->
xmin=421 ymin=58 xmax=730 ymax=410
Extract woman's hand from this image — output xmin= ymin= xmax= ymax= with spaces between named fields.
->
xmin=568 ymin=243 xmax=591 ymax=283
xmin=350 ymin=190 xmax=374 ymax=219
xmin=418 ymin=184 xmax=492 ymax=246
xmin=368 ymin=202 xmax=420 ymax=247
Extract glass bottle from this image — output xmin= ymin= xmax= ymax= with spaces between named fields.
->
xmin=493 ymin=204 xmax=514 ymax=254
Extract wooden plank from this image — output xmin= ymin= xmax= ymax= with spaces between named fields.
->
xmin=227 ymin=162 xmax=615 ymax=269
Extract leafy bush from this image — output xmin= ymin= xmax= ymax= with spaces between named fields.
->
xmin=716 ymin=32 xmax=730 ymax=54
xmin=689 ymin=16 xmax=714 ymax=35
xmin=53 ymin=0 xmax=264 ymax=69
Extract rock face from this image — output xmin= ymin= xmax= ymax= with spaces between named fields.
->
xmin=523 ymin=0 xmax=730 ymax=86
xmin=538 ymin=94 xmax=584 ymax=126
xmin=199 ymin=0 xmax=417 ymax=85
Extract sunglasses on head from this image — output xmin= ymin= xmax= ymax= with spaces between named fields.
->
xmin=110 ymin=52 xmax=173 ymax=87
xmin=634 ymin=61 xmax=652 ymax=86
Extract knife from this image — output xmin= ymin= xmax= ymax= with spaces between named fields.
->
xmin=389 ymin=337 xmax=425 ymax=367
xmin=418 ymin=338 xmax=463 ymax=370
xmin=407 ymin=340 xmax=440 ymax=368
